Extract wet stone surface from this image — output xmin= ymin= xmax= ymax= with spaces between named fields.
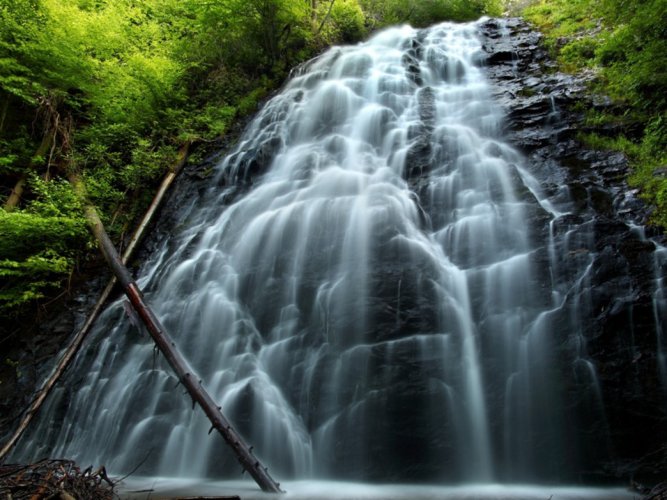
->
xmin=479 ymin=17 xmax=666 ymax=484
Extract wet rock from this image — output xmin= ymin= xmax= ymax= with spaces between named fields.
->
xmin=487 ymin=50 xmax=516 ymax=65
xmin=402 ymin=52 xmax=423 ymax=86
xmin=480 ymin=17 xmax=666 ymax=485
xmin=654 ymin=166 xmax=667 ymax=178
xmin=405 ymin=87 xmax=436 ymax=179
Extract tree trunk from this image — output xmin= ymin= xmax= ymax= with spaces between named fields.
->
xmin=4 ymin=175 xmax=27 ymax=211
xmin=0 ymin=98 xmax=8 ymax=134
xmin=316 ymin=0 xmax=336 ymax=35
xmin=68 ymin=173 xmax=284 ymax=494
xmin=311 ymin=0 xmax=318 ymax=20
xmin=4 ymin=134 xmax=53 ymax=211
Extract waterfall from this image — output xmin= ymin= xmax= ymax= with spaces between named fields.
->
xmin=12 ymin=18 xmax=666 ymax=486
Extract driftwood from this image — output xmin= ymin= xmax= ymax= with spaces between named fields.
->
xmin=70 ymin=174 xmax=283 ymax=494
xmin=0 ymin=459 xmax=115 ymax=499
xmin=0 ymin=144 xmax=190 ymax=463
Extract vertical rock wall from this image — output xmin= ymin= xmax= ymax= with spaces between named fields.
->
xmin=480 ymin=17 xmax=667 ymax=484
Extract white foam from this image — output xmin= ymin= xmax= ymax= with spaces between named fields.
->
xmin=118 ymin=479 xmax=635 ymax=500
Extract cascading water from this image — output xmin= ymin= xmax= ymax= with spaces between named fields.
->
xmin=12 ymin=18 xmax=666 ymax=488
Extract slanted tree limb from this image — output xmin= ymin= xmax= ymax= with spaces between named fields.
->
xmin=316 ymin=0 xmax=336 ymax=35
xmin=3 ymin=133 xmax=52 ymax=210
xmin=0 ymin=145 xmax=191 ymax=464
xmin=4 ymin=94 xmax=70 ymax=210
xmin=68 ymin=173 xmax=283 ymax=494
xmin=123 ymin=143 xmax=190 ymax=257
xmin=0 ymin=98 xmax=9 ymax=134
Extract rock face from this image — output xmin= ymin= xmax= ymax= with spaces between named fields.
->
xmin=0 ymin=272 xmax=108 ymax=451
xmin=479 ymin=17 xmax=667 ymax=483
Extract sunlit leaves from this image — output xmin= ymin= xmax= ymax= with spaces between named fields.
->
xmin=0 ymin=251 xmax=74 ymax=309
xmin=359 ymin=0 xmax=501 ymax=28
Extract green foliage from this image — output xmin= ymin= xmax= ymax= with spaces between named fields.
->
xmin=0 ymin=202 xmax=87 ymax=314
xmin=559 ymin=36 xmax=598 ymax=69
xmin=0 ymin=211 xmax=85 ymax=261
xmin=0 ymin=252 xmax=72 ymax=306
xmin=593 ymin=0 xmax=667 ymax=111
xmin=121 ymin=141 xmax=176 ymax=191
xmin=312 ymin=0 xmax=366 ymax=46
xmin=0 ymin=0 xmax=47 ymax=104
xmin=577 ymin=132 xmax=640 ymax=158
xmin=0 ymin=159 xmax=90 ymax=317
xmin=80 ymin=165 xmax=125 ymax=215
xmin=524 ymin=0 xmax=667 ymax=228
xmin=0 ymin=136 xmax=32 ymax=176
xmin=360 ymin=0 xmax=501 ymax=28
xmin=628 ymin=114 xmax=667 ymax=227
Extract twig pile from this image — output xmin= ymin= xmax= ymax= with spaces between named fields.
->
xmin=0 ymin=459 xmax=115 ymax=499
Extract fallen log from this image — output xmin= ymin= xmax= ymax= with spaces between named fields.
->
xmin=0 ymin=144 xmax=191 ymax=464
xmin=69 ymin=173 xmax=283 ymax=494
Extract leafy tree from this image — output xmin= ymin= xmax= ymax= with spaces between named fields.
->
xmin=315 ymin=0 xmax=366 ymax=45
xmin=360 ymin=0 xmax=501 ymax=28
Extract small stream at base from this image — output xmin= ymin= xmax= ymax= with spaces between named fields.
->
xmin=118 ymin=479 xmax=636 ymax=500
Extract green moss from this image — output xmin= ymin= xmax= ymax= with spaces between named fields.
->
xmin=523 ymin=0 xmax=667 ymax=229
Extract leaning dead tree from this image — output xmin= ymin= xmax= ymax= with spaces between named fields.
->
xmin=68 ymin=173 xmax=283 ymax=494
xmin=0 ymin=144 xmax=190 ymax=464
